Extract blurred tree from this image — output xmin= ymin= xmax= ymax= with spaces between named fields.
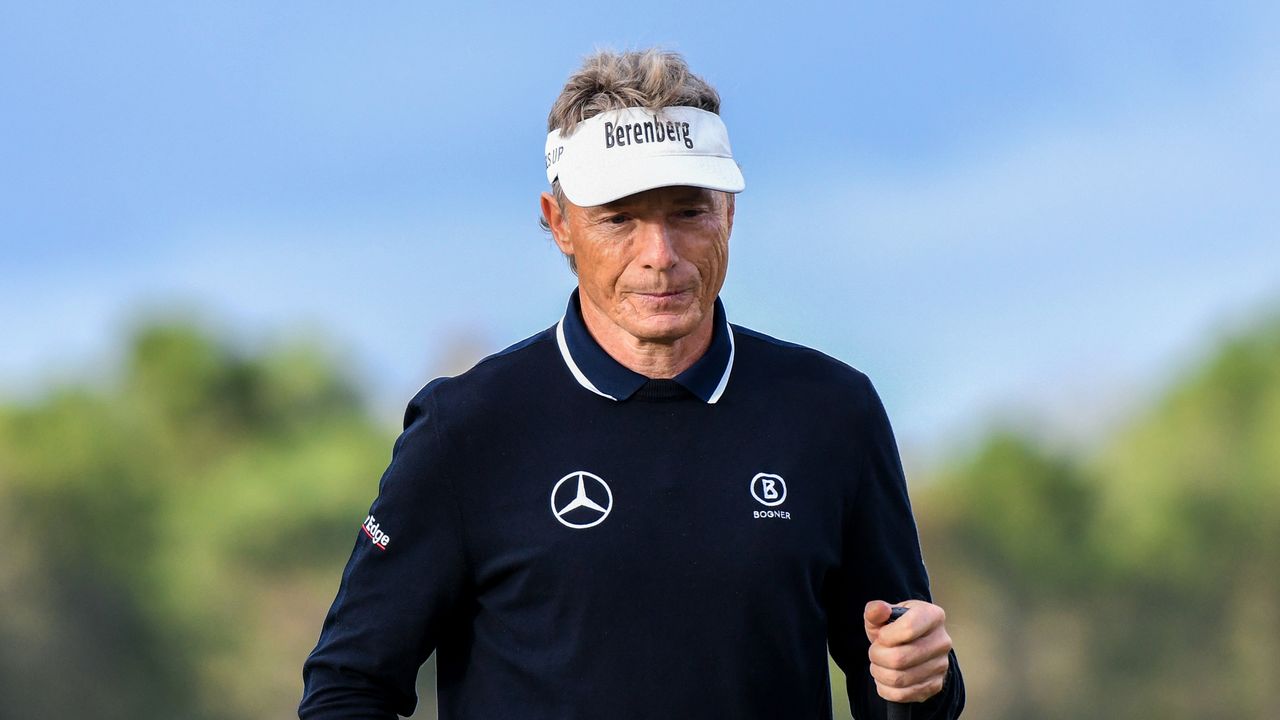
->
xmin=920 ymin=311 xmax=1280 ymax=719
xmin=3 ymin=308 xmax=1279 ymax=719
xmin=0 ymin=319 xmax=392 ymax=719
xmin=921 ymin=432 xmax=1098 ymax=718
xmin=1087 ymin=316 xmax=1280 ymax=719
xmin=935 ymin=432 xmax=1098 ymax=592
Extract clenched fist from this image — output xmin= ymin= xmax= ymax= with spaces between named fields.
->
xmin=863 ymin=599 xmax=953 ymax=704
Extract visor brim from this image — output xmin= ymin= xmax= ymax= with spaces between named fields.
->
xmin=558 ymin=154 xmax=744 ymax=207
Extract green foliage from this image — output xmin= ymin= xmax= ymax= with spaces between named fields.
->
xmin=923 ymin=312 xmax=1280 ymax=719
xmin=0 ymin=318 xmax=391 ymax=719
xmin=1095 ymin=319 xmax=1280 ymax=586
xmin=3 ymin=309 xmax=1280 ymax=719
xmin=933 ymin=432 xmax=1098 ymax=592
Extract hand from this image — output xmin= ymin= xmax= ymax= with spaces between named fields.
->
xmin=863 ymin=599 xmax=952 ymax=703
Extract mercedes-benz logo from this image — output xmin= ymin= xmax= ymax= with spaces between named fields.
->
xmin=551 ymin=471 xmax=613 ymax=529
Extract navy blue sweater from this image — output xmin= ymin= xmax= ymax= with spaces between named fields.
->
xmin=300 ymin=292 xmax=964 ymax=719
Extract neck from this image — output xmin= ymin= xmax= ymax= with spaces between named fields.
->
xmin=578 ymin=296 xmax=714 ymax=380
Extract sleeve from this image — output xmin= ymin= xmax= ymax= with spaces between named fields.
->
xmin=826 ymin=374 xmax=965 ymax=719
xmin=299 ymin=385 xmax=472 ymax=720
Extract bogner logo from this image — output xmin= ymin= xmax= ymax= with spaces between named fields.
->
xmin=362 ymin=514 xmax=391 ymax=550
xmin=551 ymin=471 xmax=613 ymax=529
xmin=750 ymin=473 xmax=790 ymax=519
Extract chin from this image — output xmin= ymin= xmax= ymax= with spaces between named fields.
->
xmin=626 ymin=313 xmax=702 ymax=343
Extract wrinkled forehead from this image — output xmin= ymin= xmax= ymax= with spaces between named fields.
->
xmin=598 ymin=185 xmax=720 ymax=209
xmin=572 ymin=186 xmax=728 ymax=219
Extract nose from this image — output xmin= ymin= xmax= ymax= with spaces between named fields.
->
xmin=635 ymin=218 xmax=679 ymax=271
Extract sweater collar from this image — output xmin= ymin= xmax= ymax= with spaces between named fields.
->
xmin=554 ymin=289 xmax=735 ymax=403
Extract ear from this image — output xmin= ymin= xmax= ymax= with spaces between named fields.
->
xmin=724 ymin=192 xmax=736 ymax=237
xmin=541 ymin=192 xmax=575 ymax=256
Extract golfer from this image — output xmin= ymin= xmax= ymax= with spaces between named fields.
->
xmin=300 ymin=49 xmax=964 ymax=720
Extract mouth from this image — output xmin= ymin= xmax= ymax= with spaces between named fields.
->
xmin=632 ymin=287 xmax=693 ymax=298
xmin=630 ymin=289 xmax=695 ymax=308
xmin=628 ymin=290 xmax=696 ymax=315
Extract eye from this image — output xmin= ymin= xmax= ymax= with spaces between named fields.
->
xmin=679 ymin=208 xmax=706 ymax=219
xmin=607 ymin=214 xmax=629 ymax=225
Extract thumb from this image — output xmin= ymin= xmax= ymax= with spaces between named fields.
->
xmin=865 ymin=597 xmax=896 ymax=625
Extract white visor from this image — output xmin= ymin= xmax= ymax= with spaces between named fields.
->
xmin=544 ymin=106 xmax=745 ymax=207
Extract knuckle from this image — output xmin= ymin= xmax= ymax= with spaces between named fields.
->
xmin=904 ymin=667 xmax=945 ymax=699
xmin=872 ymin=666 xmax=908 ymax=688
xmin=878 ymin=683 xmax=908 ymax=703
xmin=914 ymin=676 xmax=944 ymax=700
xmin=881 ymin=646 xmax=907 ymax=669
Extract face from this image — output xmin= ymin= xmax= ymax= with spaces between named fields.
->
xmin=542 ymin=185 xmax=735 ymax=345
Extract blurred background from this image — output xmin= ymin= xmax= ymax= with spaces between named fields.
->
xmin=2 ymin=1 xmax=1278 ymax=718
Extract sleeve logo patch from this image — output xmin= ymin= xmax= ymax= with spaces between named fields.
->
xmin=362 ymin=515 xmax=391 ymax=550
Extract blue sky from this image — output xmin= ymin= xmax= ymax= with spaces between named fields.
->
xmin=3 ymin=1 xmax=1278 ymax=462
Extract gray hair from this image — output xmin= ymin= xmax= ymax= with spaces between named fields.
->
xmin=539 ymin=49 xmax=723 ymax=272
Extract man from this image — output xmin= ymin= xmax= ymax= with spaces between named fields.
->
xmin=301 ymin=49 xmax=963 ymax=720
